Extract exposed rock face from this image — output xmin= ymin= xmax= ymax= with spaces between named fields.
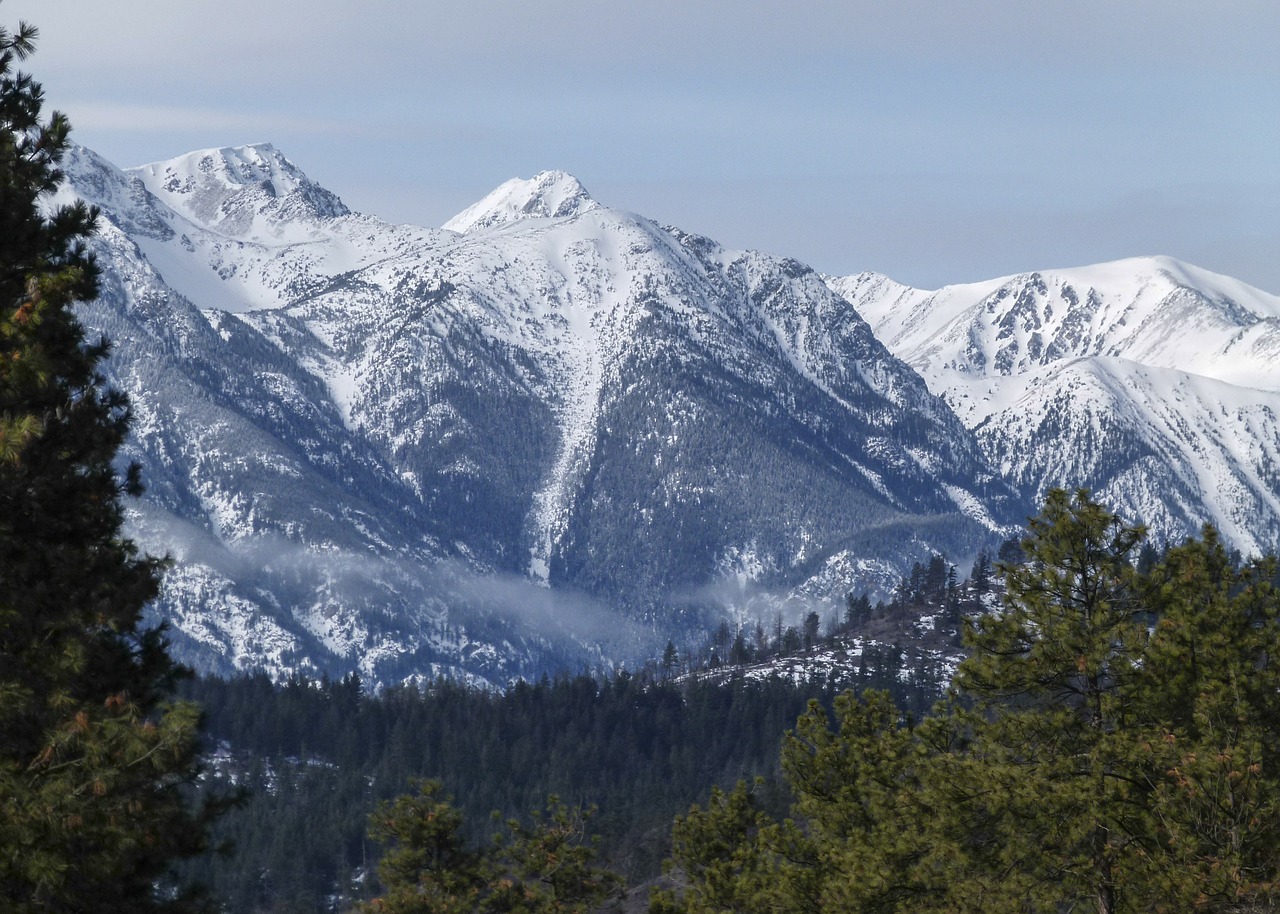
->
xmin=832 ymin=257 xmax=1280 ymax=554
xmin=67 ymin=142 xmax=1280 ymax=686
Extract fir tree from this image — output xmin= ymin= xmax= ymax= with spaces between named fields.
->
xmin=969 ymin=547 xmax=992 ymax=597
xmin=661 ymin=640 xmax=678 ymax=678
xmin=843 ymin=591 xmax=871 ymax=629
xmin=0 ymin=12 xmax=217 ymax=912
xmin=801 ymin=612 xmax=821 ymax=650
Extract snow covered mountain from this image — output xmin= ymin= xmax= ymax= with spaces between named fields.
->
xmin=830 ymin=259 xmax=1280 ymax=554
xmin=60 ymin=144 xmax=1017 ymax=685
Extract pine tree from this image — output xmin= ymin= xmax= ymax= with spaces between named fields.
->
xmin=649 ymin=781 xmax=775 ymax=914
xmin=490 ymin=797 xmax=622 ymax=913
xmin=654 ymin=490 xmax=1280 ymax=913
xmin=360 ymin=781 xmax=485 ymax=914
xmin=951 ymin=489 xmax=1150 ymax=914
xmin=1134 ymin=528 xmax=1280 ymax=909
xmin=949 ymin=491 xmax=1280 ymax=912
xmin=776 ymin=690 xmax=953 ymax=913
xmin=362 ymin=781 xmax=620 ymax=914
xmin=0 ymin=13 xmax=216 ymax=912
xmin=653 ymin=691 xmax=963 ymax=914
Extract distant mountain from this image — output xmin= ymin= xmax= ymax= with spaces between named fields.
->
xmin=830 ymin=257 xmax=1280 ymax=554
xmin=60 ymin=144 xmax=1017 ymax=685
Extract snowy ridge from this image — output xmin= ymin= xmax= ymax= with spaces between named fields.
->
xmin=830 ymin=256 xmax=1280 ymax=403
xmin=444 ymin=170 xmax=599 ymax=234
xmin=833 ymin=257 xmax=1280 ymax=553
xmin=62 ymin=143 xmax=1021 ymax=683
xmin=120 ymin=143 xmax=414 ymax=313
xmin=69 ymin=138 xmax=1280 ymax=684
xmin=974 ymin=358 xmax=1280 ymax=554
xmin=131 ymin=143 xmax=349 ymax=230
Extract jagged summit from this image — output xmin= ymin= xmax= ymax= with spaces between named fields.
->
xmin=134 ymin=143 xmax=311 ymax=196
xmin=127 ymin=143 xmax=349 ymax=236
xmin=832 ymin=254 xmax=1280 ymax=391
xmin=832 ymin=254 xmax=1280 ymax=556
xmin=444 ymin=170 xmax=599 ymax=234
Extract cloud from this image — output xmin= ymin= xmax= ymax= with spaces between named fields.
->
xmin=435 ymin=559 xmax=654 ymax=652
xmin=16 ymin=1 xmax=1280 ymax=87
xmin=127 ymin=505 xmax=657 ymax=673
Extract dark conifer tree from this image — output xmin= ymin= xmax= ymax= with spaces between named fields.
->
xmin=969 ymin=547 xmax=992 ymax=596
xmin=361 ymin=781 xmax=621 ymax=914
xmin=801 ymin=611 xmax=820 ymax=650
xmin=995 ymin=535 xmax=1025 ymax=568
xmin=661 ymin=640 xmax=678 ymax=678
xmin=0 ymin=12 xmax=217 ymax=912
xmin=843 ymin=591 xmax=871 ymax=629
xmin=656 ymin=492 xmax=1280 ymax=914
xmin=923 ymin=553 xmax=948 ymax=604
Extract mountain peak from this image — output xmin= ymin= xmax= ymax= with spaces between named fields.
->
xmin=444 ymin=170 xmax=598 ymax=234
xmin=133 ymin=143 xmax=314 ymax=195
xmin=127 ymin=143 xmax=349 ymax=235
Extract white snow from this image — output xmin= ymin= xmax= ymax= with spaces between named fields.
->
xmin=834 ymin=258 xmax=1280 ymax=555
xmin=68 ymin=137 xmax=1280 ymax=684
xmin=444 ymin=170 xmax=599 ymax=235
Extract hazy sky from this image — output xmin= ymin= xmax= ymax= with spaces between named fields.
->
xmin=8 ymin=1 xmax=1279 ymax=292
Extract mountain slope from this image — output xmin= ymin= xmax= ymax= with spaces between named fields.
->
xmin=61 ymin=144 xmax=1017 ymax=683
xmin=830 ymin=258 xmax=1280 ymax=553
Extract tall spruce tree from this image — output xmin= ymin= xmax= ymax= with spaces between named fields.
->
xmin=0 ymin=12 xmax=215 ymax=913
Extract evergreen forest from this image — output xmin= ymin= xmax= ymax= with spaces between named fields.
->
xmin=174 ymin=627 xmax=949 ymax=912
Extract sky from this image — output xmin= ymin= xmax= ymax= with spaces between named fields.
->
xmin=7 ymin=1 xmax=1279 ymax=293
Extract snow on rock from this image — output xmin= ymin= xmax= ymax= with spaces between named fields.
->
xmin=130 ymin=143 xmax=349 ymax=234
xmin=67 ymin=138 xmax=1280 ymax=686
xmin=444 ymin=170 xmax=599 ymax=234
xmin=831 ymin=257 xmax=1280 ymax=554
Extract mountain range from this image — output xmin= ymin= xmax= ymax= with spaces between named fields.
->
xmin=830 ymin=258 xmax=1280 ymax=554
xmin=54 ymin=143 xmax=1280 ymax=686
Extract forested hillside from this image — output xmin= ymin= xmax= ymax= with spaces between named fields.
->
xmin=177 ymin=662 xmax=936 ymax=912
xmin=182 ymin=492 xmax=1280 ymax=914
xmin=171 ymin=544 xmax=1009 ymax=913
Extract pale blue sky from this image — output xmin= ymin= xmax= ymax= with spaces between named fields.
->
xmin=9 ymin=0 xmax=1279 ymax=292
